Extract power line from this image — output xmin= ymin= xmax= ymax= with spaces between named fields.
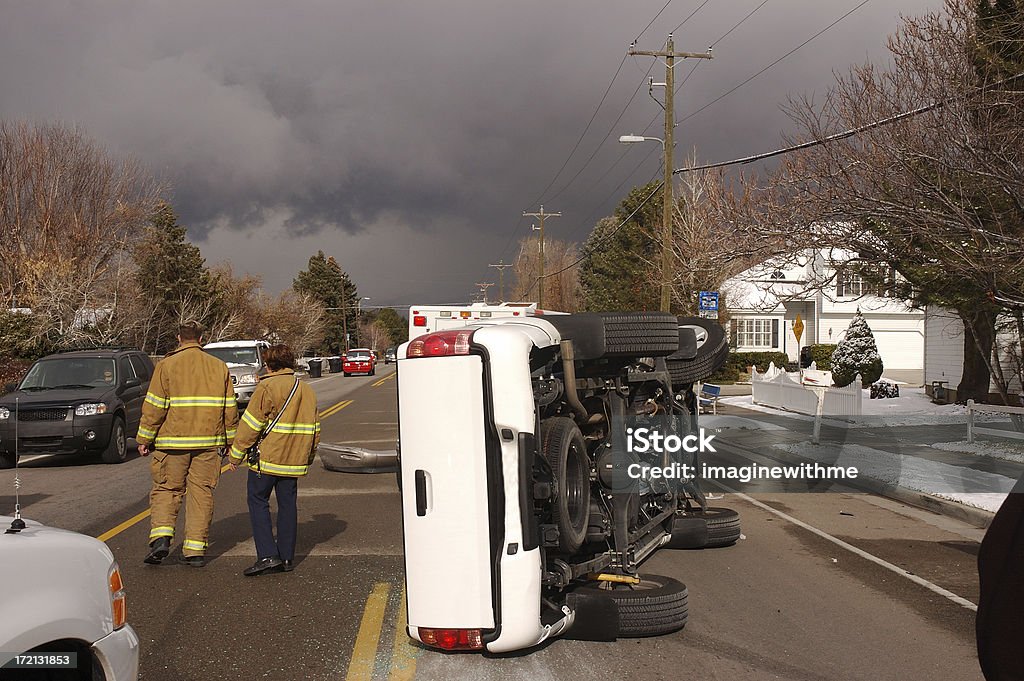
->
xmin=636 ymin=0 xmax=675 ymax=43
xmin=670 ymin=0 xmax=713 ymax=34
xmin=678 ymin=0 xmax=770 ymax=90
xmin=680 ymin=0 xmax=873 ymax=124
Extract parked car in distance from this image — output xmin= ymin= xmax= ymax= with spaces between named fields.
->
xmin=1 ymin=515 xmax=140 ymax=680
xmin=384 ymin=347 xmax=397 ymax=364
xmin=342 ymin=348 xmax=376 ymax=377
xmin=202 ymin=340 xmax=270 ymax=405
xmin=0 ymin=348 xmax=153 ymax=469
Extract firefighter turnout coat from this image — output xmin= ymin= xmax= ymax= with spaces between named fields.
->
xmin=138 ymin=341 xmax=239 ymax=450
xmin=230 ymin=369 xmax=321 ymax=476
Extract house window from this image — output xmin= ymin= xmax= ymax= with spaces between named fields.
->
xmin=735 ymin=318 xmax=779 ymax=349
xmin=836 ymin=268 xmax=893 ymax=297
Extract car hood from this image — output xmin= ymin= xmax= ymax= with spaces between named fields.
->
xmin=0 ymin=387 xmax=114 ymax=408
xmin=0 ymin=516 xmax=114 ymax=558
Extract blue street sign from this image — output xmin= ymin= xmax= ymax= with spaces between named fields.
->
xmin=698 ymin=291 xmax=719 ymax=312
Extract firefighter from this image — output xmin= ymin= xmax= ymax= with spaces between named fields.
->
xmin=229 ymin=344 xmax=321 ymax=576
xmin=137 ymin=322 xmax=239 ymax=567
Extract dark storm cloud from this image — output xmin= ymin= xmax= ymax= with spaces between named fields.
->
xmin=0 ymin=0 xmax=939 ymax=301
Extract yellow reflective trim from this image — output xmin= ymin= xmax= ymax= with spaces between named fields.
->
xmin=149 ymin=526 xmax=174 ymax=539
xmin=137 ymin=427 xmax=157 ymax=439
xmin=247 ymin=460 xmax=308 ymax=476
xmin=145 ymin=393 xmax=169 ymax=409
xmin=270 ymin=423 xmax=318 ymax=435
xmin=230 ymin=445 xmax=247 ymax=460
xmin=183 ymin=539 xmax=208 ymax=550
xmin=226 ymin=428 xmax=237 ymax=439
xmin=242 ymin=411 xmax=266 ymax=430
xmin=153 ymin=435 xmax=227 ymax=448
xmin=168 ymin=396 xmax=233 ymax=407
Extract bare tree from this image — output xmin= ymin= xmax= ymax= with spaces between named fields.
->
xmin=770 ymin=0 xmax=1024 ymax=402
xmin=262 ymin=290 xmax=326 ymax=353
xmin=511 ymin=236 xmax=582 ymax=312
xmin=0 ymin=121 xmax=161 ymax=349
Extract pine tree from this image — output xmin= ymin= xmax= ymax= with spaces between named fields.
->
xmin=579 ymin=181 xmax=663 ymax=311
xmin=831 ymin=311 xmax=884 ymax=388
xmin=133 ymin=203 xmax=214 ymax=352
xmin=293 ymin=251 xmax=359 ymax=352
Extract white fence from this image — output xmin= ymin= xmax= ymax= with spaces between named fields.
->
xmin=966 ymin=399 xmax=1024 ymax=443
xmin=751 ymin=362 xmax=862 ymax=417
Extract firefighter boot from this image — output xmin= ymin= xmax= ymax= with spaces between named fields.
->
xmin=144 ymin=537 xmax=171 ymax=565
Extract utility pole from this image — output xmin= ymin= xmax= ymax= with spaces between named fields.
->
xmin=522 ymin=205 xmax=561 ymax=308
xmin=629 ymin=35 xmax=712 ymax=312
xmin=475 ymin=282 xmax=494 ymax=304
xmin=488 ymin=260 xmax=513 ymax=302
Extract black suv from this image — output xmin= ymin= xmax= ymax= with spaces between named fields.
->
xmin=0 ymin=348 xmax=154 ymax=468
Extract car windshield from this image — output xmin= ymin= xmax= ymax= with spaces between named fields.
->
xmin=18 ymin=358 xmax=117 ymax=390
xmin=205 ymin=347 xmax=259 ymax=365
xmin=348 ymin=351 xmax=371 ymax=360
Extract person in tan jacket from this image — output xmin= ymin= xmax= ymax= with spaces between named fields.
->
xmin=137 ymin=322 xmax=239 ymax=567
xmin=229 ymin=344 xmax=321 ymax=576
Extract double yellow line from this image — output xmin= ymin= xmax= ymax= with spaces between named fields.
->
xmin=320 ymin=398 xmax=353 ymax=418
xmin=371 ymin=372 xmax=396 ymax=387
xmin=96 ymin=399 xmax=354 ymax=543
xmin=346 ymin=583 xmax=419 ymax=681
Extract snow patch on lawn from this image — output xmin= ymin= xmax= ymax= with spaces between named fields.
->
xmin=931 ymin=440 xmax=1024 ymax=463
xmin=775 ymin=441 xmax=1014 ymax=513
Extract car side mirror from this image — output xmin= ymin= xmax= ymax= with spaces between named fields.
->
xmin=3 ymin=382 xmax=17 ymax=393
xmin=124 ymin=377 xmax=142 ymax=389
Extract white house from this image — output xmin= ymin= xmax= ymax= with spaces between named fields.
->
xmin=722 ymin=249 xmax=925 ymax=384
xmin=923 ymin=307 xmax=1021 ymax=402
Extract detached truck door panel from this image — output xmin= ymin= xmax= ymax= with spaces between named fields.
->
xmin=398 ymin=355 xmax=495 ymax=629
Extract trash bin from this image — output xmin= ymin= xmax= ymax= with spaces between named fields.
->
xmin=307 ymin=360 xmax=322 ymax=378
xmin=329 ymin=357 xmax=342 ymax=373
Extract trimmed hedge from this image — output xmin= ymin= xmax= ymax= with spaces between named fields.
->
xmin=807 ymin=344 xmax=837 ymax=371
xmin=706 ymin=351 xmax=789 ymax=383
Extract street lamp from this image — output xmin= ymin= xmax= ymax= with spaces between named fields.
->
xmin=357 ymin=297 xmax=370 ymax=347
xmin=620 ymin=133 xmax=672 ymax=312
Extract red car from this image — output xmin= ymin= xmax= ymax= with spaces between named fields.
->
xmin=342 ymin=348 xmax=376 ymax=376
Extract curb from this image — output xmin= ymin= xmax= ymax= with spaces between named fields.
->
xmin=846 ymin=476 xmax=994 ymax=529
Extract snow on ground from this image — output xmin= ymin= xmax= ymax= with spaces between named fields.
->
xmin=700 ymin=414 xmax=787 ymax=431
xmin=775 ymin=441 xmax=1014 ymax=512
xmin=932 ymin=440 xmax=1024 ymax=463
xmin=720 ymin=387 xmax=1008 ymax=427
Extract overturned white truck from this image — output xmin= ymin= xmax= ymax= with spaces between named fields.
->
xmin=325 ymin=310 xmax=737 ymax=653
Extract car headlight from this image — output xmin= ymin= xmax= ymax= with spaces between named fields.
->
xmin=237 ymin=373 xmax=258 ymax=385
xmin=75 ymin=403 xmax=107 ymax=416
xmin=0 ymin=407 xmax=9 ymax=420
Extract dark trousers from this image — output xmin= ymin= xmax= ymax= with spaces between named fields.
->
xmin=246 ymin=470 xmax=299 ymax=561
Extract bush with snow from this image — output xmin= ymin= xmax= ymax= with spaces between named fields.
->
xmin=831 ymin=312 xmax=883 ymax=388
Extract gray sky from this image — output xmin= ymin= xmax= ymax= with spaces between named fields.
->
xmin=0 ymin=0 xmax=939 ymax=307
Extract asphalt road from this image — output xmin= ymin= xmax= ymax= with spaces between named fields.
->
xmin=0 ymin=364 xmax=989 ymax=680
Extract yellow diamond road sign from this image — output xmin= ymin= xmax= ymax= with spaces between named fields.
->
xmin=793 ymin=314 xmax=804 ymax=344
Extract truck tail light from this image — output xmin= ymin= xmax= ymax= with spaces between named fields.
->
xmin=413 ymin=315 xmax=427 ymax=327
xmin=419 ymin=628 xmax=484 ymax=650
xmin=407 ymin=330 xmax=474 ymax=358
xmin=109 ymin=563 xmax=127 ymax=629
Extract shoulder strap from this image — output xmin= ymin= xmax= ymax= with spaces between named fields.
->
xmin=265 ymin=377 xmax=301 ymax=434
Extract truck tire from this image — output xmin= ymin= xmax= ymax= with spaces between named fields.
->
xmin=599 ymin=312 xmax=679 ymax=358
xmin=576 ymin=575 xmax=688 ymax=637
xmin=541 ymin=417 xmax=590 ymax=554
xmin=101 ymin=416 xmax=128 ymax=464
xmin=666 ymin=507 xmax=740 ymax=549
xmin=546 ymin=312 xmax=679 ymax=361
xmin=667 ymin=317 xmax=729 ymax=386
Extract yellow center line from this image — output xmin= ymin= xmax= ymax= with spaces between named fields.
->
xmin=372 ymin=372 xmax=397 ymax=387
xmin=320 ymin=399 xmax=353 ymax=419
xmin=388 ymin=586 xmax=419 ymax=681
xmin=346 ymin=582 xmax=392 ymax=681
